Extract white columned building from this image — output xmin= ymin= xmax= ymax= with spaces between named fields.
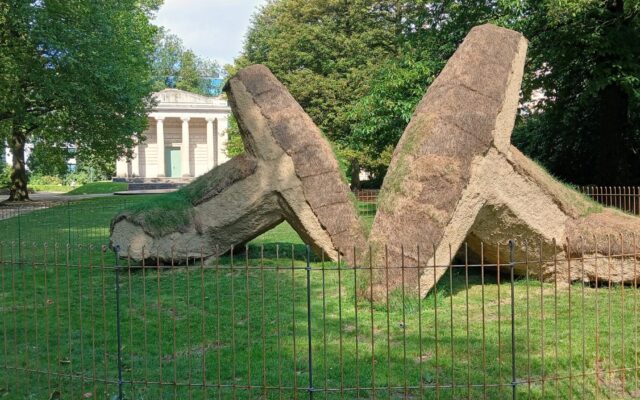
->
xmin=116 ymin=88 xmax=231 ymax=179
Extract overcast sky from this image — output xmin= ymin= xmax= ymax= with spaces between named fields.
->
xmin=154 ymin=0 xmax=268 ymax=66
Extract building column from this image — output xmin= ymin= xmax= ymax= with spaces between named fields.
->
xmin=156 ymin=117 xmax=166 ymax=177
xmin=216 ymin=116 xmax=229 ymax=164
xmin=116 ymin=158 xmax=128 ymax=178
xmin=181 ymin=116 xmax=191 ymax=177
xmin=206 ymin=117 xmax=215 ymax=170
xmin=131 ymin=144 xmax=140 ymax=177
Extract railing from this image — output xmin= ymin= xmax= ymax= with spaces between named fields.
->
xmin=354 ymin=187 xmax=640 ymax=216
xmin=578 ymin=186 xmax=640 ymax=215
xmin=2 ymin=238 xmax=640 ymax=399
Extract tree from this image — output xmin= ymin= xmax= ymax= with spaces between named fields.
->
xmin=0 ymin=0 xmax=160 ymax=200
xmin=240 ymin=0 xmax=419 ymax=185
xmin=241 ymin=0 xmax=640 ymax=185
xmin=513 ymin=0 xmax=640 ymax=185
xmin=152 ymin=30 xmax=222 ymax=96
xmin=27 ymin=141 xmax=70 ymax=178
xmin=151 ymin=29 xmax=184 ymax=91
xmin=239 ymin=1 xmax=521 ymax=185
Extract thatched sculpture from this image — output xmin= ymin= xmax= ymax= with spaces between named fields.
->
xmin=111 ymin=24 xmax=640 ymax=300
xmin=110 ymin=65 xmax=366 ymax=263
xmin=368 ymin=24 xmax=640 ymax=299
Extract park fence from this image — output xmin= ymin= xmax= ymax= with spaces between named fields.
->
xmin=1 ymin=238 xmax=640 ymax=399
xmin=353 ymin=187 xmax=640 ymax=217
xmin=578 ymin=186 xmax=640 ymax=215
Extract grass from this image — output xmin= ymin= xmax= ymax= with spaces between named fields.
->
xmin=65 ymin=181 xmax=128 ymax=195
xmin=28 ymin=182 xmax=128 ymax=195
xmin=0 ymin=196 xmax=638 ymax=399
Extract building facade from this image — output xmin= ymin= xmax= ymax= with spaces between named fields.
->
xmin=116 ymin=88 xmax=231 ymax=179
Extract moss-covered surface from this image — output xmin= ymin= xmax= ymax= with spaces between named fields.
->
xmin=515 ymin=152 xmax=604 ymax=217
xmin=377 ymin=117 xmax=425 ymax=213
xmin=114 ymin=155 xmax=258 ymax=238
xmin=118 ymin=191 xmax=194 ymax=237
xmin=182 ymin=155 xmax=257 ymax=206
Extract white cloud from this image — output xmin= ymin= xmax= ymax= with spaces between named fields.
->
xmin=153 ymin=0 xmax=268 ymax=66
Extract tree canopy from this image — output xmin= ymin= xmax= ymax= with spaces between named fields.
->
xmin=0 ymin=0 xmax=161 ymax=200
xmin=152 ymin=29 xmax=222 ymax=96
xmin=238 ymin=0 xmax=640 ymax=186
xmin=513 ymin=0 xmax=640 ymax=185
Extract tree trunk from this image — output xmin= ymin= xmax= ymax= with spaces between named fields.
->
xmin=594 ymin=82 xmax=630 ymax=185
xmin=8 ymin=127 xmax=29 ymax=201
xmin=594 ymin=0 xmax=629 ymax=184
xmin=350 ymin=158 xmax=361 ymax=191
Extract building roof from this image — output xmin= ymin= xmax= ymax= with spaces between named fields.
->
xmin=152 ymin=88 xmax=229 ymax=113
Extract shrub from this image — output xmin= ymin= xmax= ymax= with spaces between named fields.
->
xmin=29 ymin=174 xmax=63 ymax=186
xmin=64 ymin=171 xmax=91 ymax=186
xmin=0 ymin=165 xmax=12 ymax=188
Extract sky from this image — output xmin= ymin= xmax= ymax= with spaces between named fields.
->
xmin=154 ymin=0 xmax=268 ymax=66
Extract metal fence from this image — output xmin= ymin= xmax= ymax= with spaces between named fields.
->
xmin=354 ymin=187 xmax=640 ymax=216
xmin=0 ymin=193 xmax=379 ymax=250
xmin=0 ymin=198 xmax=132 ymax=248
xmin=2 ymin=238 xmax=640 ymax=399
xmin=578 ymin=186 xmax=640 ymax=215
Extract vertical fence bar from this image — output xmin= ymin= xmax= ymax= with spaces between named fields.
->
xmin=17 ymin=208 xmax=21 ymax=263
xmin=370 ymin=247 xmax=376 ymax=400
xmin=291 ymin=245 xmax=298 ymax=399
xmin=481 ymin=242 xmax=487 ymax=399
xmin=594 ymin=236 xmax=600 ymax=399
xmin=354 ymin=246 xmax=361 ymax=398
xmin=67 ymin=201 xmax=71 ymax=248
xmin=114 ymin=246 xmax=124 ymax=400
xmin=305 ymin=245 xmax=314 ymax=399
xmin=244 ymin=245 xmax=251 ymax=397
xmin=509 ymin=240 xmax=517 ymax=400
xmin=385 ymin=246 xmax=392 ymax=400
xmin=634 ymin=234 xmax=638 ymax=394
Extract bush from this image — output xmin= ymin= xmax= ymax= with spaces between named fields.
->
xmin=63 ymin=171 xmax=91 ymax=186
xmin=29 ymin=174 xmax=63 ymax=186
xmin=0 ymin=165 xmax=12 ymax=188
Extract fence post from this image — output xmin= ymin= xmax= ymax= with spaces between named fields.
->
xmin=67 ymin=201 xmax=71 ymax=247
xmin=114 ymin=245 xmax=125 ymax=400
xmin=509 ymin=240 xmax=517 ymax=400
xmin=17 ymin=207 xmax=21 ymax=264
xmin=305 ymin=245 xmax=314 ymax=399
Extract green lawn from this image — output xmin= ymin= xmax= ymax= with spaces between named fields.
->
xmin=65 ymin=181 xmax=128 ymax=195
xmin=27 ymin=181 xmax=128 ymax=195
xmin=0 ymin=196 xmax=638 ymax=399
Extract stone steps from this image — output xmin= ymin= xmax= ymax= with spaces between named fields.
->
xmin=127 ymin=182 xmax=186 ymax=191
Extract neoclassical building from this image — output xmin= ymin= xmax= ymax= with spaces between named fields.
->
xmin=116 ymin=88 xmax=231 ymax=179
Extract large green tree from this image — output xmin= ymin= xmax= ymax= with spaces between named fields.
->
xmin=514 ymin=0 xmax=640 ymax=185
xmin=241 ymin=0 xmax=640 ymax=186
xmin=239 ymin=0 xmax=422 ymax=185
xmin=152 ymin=30 xmax=221 ymax=96
xmin=239 ymin=0 xmax=522 ymax=185
xmin=348 ymin=1 xmax=520 ymax=182
xmin=0 ymin=0 xmax=160 ymax=200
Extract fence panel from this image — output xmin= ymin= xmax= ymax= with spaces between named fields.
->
xmin=2 ymin=239 xmax=640 ymax=399
xmin=578 ymin=186 xmax=640 ymax=215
